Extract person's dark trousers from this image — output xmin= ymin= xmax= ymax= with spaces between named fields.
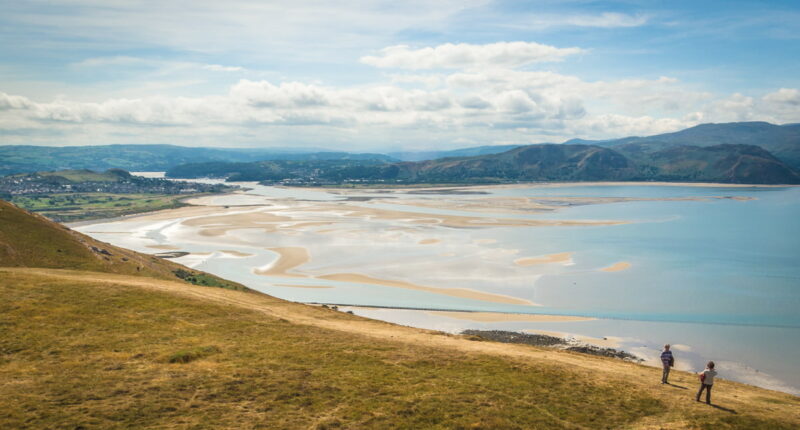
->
xmin=696 ymin=383 xmax=712 ymax=403
xmin=662 ymin=365 xmax=670 ymax=383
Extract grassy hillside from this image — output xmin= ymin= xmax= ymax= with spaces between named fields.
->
xmin=0 ymin=199 xmax=245 ymax=290
xmin=635 ymin=144 xmax=800 ymax=184
xmin=2 ymin=268 xmax=798 ymax=429
xmin=1 ymin=199 xmax=798 ymax=428
xmin=599 ymin=122 xmax=800 ymax=170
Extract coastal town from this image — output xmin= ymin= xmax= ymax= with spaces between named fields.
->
xmin=0 ymin=168 xmax=232 ymax=197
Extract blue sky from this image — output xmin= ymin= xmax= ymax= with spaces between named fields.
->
xmin=1 ymin=0 xmax=798 ymax=150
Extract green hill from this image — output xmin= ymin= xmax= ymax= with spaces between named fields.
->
xmin=168 ymin=142 xmax=800 ymax=185
xmin=0 ymin=199 xmax=244 ymax=289
xmin=597 ymin=122 xmax=800 ymax=171
xmin=1 ymin=200 xmax=798 ymax=428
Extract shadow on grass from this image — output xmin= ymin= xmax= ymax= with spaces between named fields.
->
xmin=665 ymin=382 xmax=688 ymax=390
xmin=709 ymin=404 xmax=737 ymax=414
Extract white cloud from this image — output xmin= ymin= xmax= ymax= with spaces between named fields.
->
xmin=360 ymin=42 xmax=583 ymax=70
xmin=202 ymin=64 xmax=245 ymax=72
xmin=0 ymin=92 xmax=35 ymax=110
xmin=763 ymin=88 xmax=800 ymax=106
xmin=3 ymin=51 xmax=799 ymax=149
xmin=562 ymin=13 xmax=649 ymax=28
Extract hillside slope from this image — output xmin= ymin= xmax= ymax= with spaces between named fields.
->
xmin=0 ymin=199 xmax=245 ymax=289
xmin=634 ymin=144 xmax=800 ymax=184
xmin=405 ymin=144 xmax=638 ymax=182
xmin=318 ymin=143 xmax=799 ymax=185
xmin=598 ymin=122 xmax=800 ymax=170
xmin=2 ymin=267 xmax=799 ymax=429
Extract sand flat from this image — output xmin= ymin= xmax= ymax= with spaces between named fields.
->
xmin=419 ymin=239 xmax=441 ymax=245
xmin=220 ymin=250 xmax=254 ymax=257
xmin=254 ymin=247 xmax=310 ymax=277
xmin=514 ymin=252 xmax=573 ymax=266
xmin=274 ymin=284 xmax=333 ymax=289
xmin=600 ymin=262 xmax=631 ymax=272
xmin=125 ymin=204 xmax=246 ymax=221
xmin=146 ymin=244 xmax=181 ymax=250
xmin=299 ymin=203 xmax=626 ymax=229
xmin=429 ymin=311 xmax=593 ymax=323
xmin=318 ymin=273 xmax=537 ymax=306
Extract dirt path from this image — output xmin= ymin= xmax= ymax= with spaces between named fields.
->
xmin=4 ymin=267 xmax=798 ymax=428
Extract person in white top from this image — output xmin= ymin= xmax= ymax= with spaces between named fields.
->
xmin=696 ymin=361 xmax=717 ymax=404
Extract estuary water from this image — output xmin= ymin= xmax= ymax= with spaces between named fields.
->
xmin=75 ymin=179 xmax=800 ymax=394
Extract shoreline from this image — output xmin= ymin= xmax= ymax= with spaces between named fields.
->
xmin=297 ymin=180 xmax=796 ymax=193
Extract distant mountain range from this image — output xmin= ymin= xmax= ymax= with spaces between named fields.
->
xmin=165 ymin=142 xmax=800 ymax=185
xmin=586 ymin=121 xmax=800 ymax=171
xmin=3 ymin=122 xmax=800 ymax=184
xmin=387 ymin=144 xmax=526 ymax=161
xmin=388 ymin=143 xmax=800 ymax=184
xmin=0 ymin=144 xmax=396 ymax=176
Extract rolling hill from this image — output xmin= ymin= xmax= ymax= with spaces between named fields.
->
xmin=404 ymin=143 xmax=800 ymax=184
xmin=595 ymin=122 xmax=800 ymax=171
xmin=0 ymin=199 xmax=245 ymax=289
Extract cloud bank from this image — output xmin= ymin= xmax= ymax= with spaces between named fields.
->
xmin=1 ymin=40 xmax=798 ymax=149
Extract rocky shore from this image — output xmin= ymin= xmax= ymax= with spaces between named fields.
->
xmin=462 ymin=330 xmax=641 ymax=362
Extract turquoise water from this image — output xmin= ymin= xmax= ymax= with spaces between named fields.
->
xmin=486 ymin=186 xmax=800 ymax=328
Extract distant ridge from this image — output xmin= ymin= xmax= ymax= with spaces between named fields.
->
xmin=370 ymin=143 xmax=800 ymax=185
xmin=0 ymin=144 xmax=396 ymax=176
xmin=166 ymin=142 xmax=800 ymax=185
xmin=595 ymin=121 xmax=800 ymax=170
xmin=3 ymin=122 xmax=799 ymax=181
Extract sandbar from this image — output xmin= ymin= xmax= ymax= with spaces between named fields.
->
xmin=429 ymin=311 xmax=593 ymax=323
xmin=220 ymin=250 xmax=254 ymax=257
xmin=419 ymin=239 xmax=441 ymax=245
xmin=600 ymin=262 xmax=631 ymax=272
xmin=274 ymin=284 xmax=333 ymax=289
xmin=184 ymin=211 xmax=292 ymax=236
xmin=298 ymin=203 xmax=626 ymax=229
xmin=254 ymin=247 xmax=310 ymax=278
xmin=318 ymin=273 xmax=537 ymax=306
xmin=514 ymin=252 xmax=573 ymax=266
xmin=146 ymin=244 xmax=181 ymax=250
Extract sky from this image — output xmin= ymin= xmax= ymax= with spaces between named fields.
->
xmin=1 ymin=0 xmax=799 ymax=151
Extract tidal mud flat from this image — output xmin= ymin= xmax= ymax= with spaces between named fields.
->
xmin=74 ymin=181 xmax=800 ymax=395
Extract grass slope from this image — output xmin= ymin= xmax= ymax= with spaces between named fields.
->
xmin=3 ymin=268 xmax=798 ymax=429
xmin=0 ymin=199 xmax=245 ymax=290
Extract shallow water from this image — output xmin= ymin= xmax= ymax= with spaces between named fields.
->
xmin=77 ymin=180 xmax=800 ymax=394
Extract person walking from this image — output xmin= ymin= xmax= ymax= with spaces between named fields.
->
xmin=660 ymin=344 xmax=674 ymax=384
xmin=696 ymin=361 xmax=717 ymax=404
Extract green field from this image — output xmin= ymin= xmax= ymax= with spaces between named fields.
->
xmin=10 ymin=193 xmax=197 ymax=222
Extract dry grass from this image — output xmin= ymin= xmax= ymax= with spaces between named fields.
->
xmin=0 ymin=199 xmax=246 ymax=291
xmin=1 ymin=268 xmax=798 ymax=429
